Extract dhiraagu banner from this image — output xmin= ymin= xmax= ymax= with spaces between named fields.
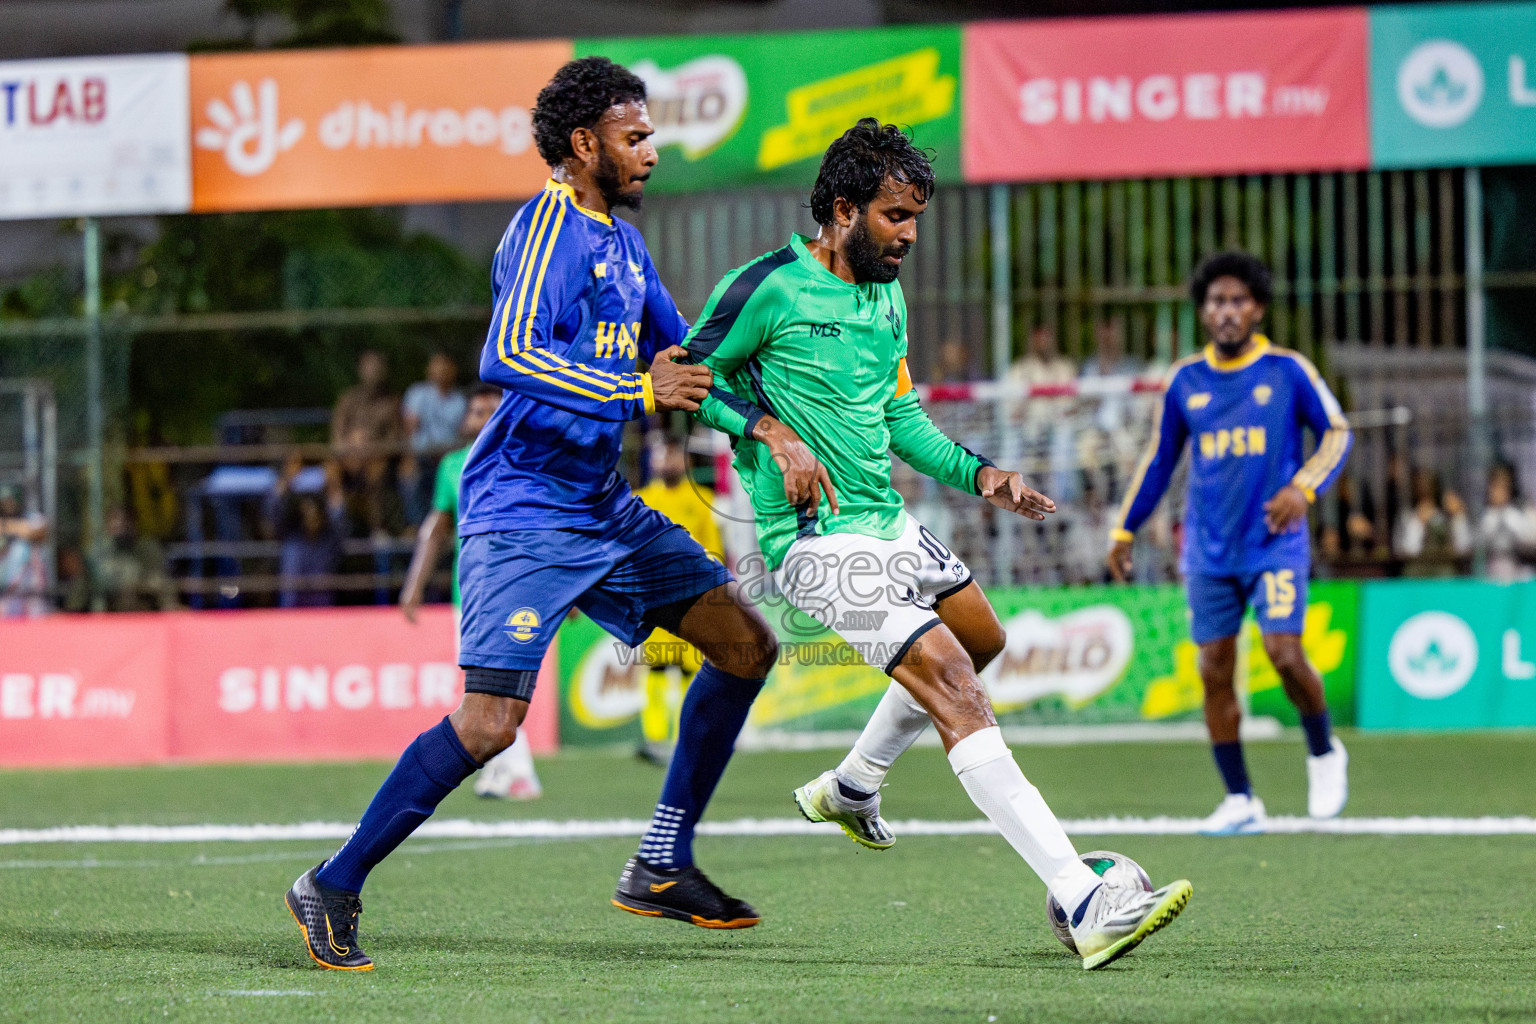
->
xmin=575 ymin=25 xmax=962 ymax=192
xmin=554 ymin=580 xmax=1357 ymax=746
xmin=1370 ymin=2 xmax=1536 ymax=168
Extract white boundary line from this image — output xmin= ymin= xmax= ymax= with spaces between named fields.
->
xmin=4 ymin=815 xmax=1536 ymax=846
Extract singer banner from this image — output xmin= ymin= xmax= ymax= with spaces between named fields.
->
xmin=962 ymin=9 xmax=1370 ymax=182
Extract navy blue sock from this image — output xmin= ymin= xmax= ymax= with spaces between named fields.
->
xmin=1211 ymin=741 xmax=1251 ymax=796
xmin=1300 ymin=711 xmax=1333 ymax=758
xmin=637 ymin=663 xmax=765 ymax=869
xmin=317 ymin=716 xmax=481 ymax=893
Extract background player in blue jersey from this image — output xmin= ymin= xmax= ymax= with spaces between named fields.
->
xmin=285 ymin=58 xmax=831 ymax=970
xmin=1107 ymin=251 xmax=1352 ymax=836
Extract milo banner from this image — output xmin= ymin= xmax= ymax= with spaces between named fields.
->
xmin=1358 ymin=579 xmax=1536 ymax=730
xmin=575 ymin=25 xmax=962 ymax=193
xmin=555 ymin=581 xmax=1357 ymax=747
xmin=1370 ymin=2 xmax=1536 ymax=168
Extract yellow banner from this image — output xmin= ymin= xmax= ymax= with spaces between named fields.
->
xmin=756 ymin=48 xmax=955 ymax=171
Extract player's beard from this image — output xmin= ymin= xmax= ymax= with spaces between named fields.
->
xmin=845 ymin=216 xmax=909 ymax=284
xmin=595 ymin=144 xmax=645 ymax=212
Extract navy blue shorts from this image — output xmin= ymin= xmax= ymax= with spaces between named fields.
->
xmin=1186 ymin=564 xmax=1308 ymax=645
xmin=457 ymin=497 xmax=731 ymax=682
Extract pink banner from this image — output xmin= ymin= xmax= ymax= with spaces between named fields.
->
xmin=962 ymin=9 xmax=1369 ymax=182
xmin=0 ymin=614 xmax=170 ymax=767
xmin=0 ymin=607 xmax=558 ymax=767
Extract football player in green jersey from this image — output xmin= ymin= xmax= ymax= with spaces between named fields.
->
xmin=683 ymin=119 xmax=1191 ymax=969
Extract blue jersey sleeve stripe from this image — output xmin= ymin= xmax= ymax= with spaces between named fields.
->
xmin=516 ymin=347 xmax=638 ymax=394
xmin=1294 ymin=424 xmax=1350 ymax=493
xmin=489 ymin=193 xmax=547 ymax=364
xmin=1279 ymin=349 xmax=1352 ymax=494
xmin=504 ymin=191 xmax=560 ymax=357
xmin=1112 ymin=355 xmax=1198 ymax=533
xmin=540 ymin=349 xmax=629 ymax=383
xmin=515 ymin=198 xmax=570 ymax=353
xmin=496 ymin=190 xmax=556 ymax=363
xmin=500 ymin=353 xmax=645 ymax=404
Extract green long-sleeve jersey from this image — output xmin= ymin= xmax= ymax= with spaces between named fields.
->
xmin=683 ymin=233 xmax=993 ymax=570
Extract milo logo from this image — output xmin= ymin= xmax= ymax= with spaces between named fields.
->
xmin=631 ymin=55 xmax=747 ymax=160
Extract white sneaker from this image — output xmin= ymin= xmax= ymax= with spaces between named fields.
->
xmin=1307 ymin=737 xmax=1348 ymax=818
xmin=473 ymin=758 xmax=543 ymax=801
xmin=792 ymin=769 xmax=895 ymax=850
xmin=1198 ymin=793 xmax=1266 ymax=835
xmin=1068 ymin=879 xmax=1193 ymax=970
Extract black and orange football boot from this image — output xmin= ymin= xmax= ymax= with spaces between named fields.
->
xmin=612 ymin=856 xmax=760 ymax=929
xmin=284 ymin=863 xmax=374 ymax=970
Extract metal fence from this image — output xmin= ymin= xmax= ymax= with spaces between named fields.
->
xmin=3 ymin=165 xmax=1536 ymax=608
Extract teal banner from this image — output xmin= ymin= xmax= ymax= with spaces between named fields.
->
xmin=1358 ymin=579 xmax=1536 ymax=729
xmin=1371 ymin=2 xmax=1536 ymax=168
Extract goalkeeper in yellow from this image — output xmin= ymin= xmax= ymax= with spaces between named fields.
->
xmin=681 ymin=118 xmax=1191 ymax=969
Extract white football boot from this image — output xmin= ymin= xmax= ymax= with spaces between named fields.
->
xmin=1198 ymin=793 xmax=1266 ymax=835
xmin=792 ymin=769 xmax=895 ymax=850
xmin=1306 ymin=736 xmax=1349 ymax=818
xmin=1068 ymin=878 xmax=1194 ymax=970
xmin=473 ymin=743 xmax=543 ymax=801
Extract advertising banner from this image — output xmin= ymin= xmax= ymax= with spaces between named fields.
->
xmin=0 ymin=607 xmax=558 ymax=767
xmin=554 ymin=581 xmax=1357 ymax=746
xmin=962 ymin=10 xmax=1370 ymax=182
xmin=0 ymin=614 xmax=171 ymax=766
xmin=0 ymin=54 xmax=190 ymax=219
xmin=189 ymin=41 xmax=571 ymax=212
xmin=1358 ymin=579 xmax=1536 ymax=730
xmin=577 ymin=25 xmax=963 ymax=192
xmin=1370 ymin=2 xmax=1536 ymax=168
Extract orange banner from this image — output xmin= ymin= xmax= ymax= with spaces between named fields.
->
xmin=189 ymin=41 xmax=572 ymax=212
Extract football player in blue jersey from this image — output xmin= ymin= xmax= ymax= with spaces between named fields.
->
xmin=1107 ymin=251 xmax=1352 ymax=836
xmin=285 ymin=57 xmax=834 ymax=969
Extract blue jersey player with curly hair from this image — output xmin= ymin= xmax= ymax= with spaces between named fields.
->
xmin=284 ymin=57 xmax=836 ymax=970
xmin=1108 ymin=250 xmax=1352 ymax=836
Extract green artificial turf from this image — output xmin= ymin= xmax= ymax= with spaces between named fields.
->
xmin=2 ymin=733 xmax=1534 ymax=1023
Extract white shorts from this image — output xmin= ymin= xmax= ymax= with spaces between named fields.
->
xmin=772 ymin=512 xmax=972 ymax=675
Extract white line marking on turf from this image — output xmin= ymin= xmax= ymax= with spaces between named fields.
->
xmin=4 ymin=815 xmax=1536 ymax=847
xmin=213 ymin=990 xmax=315 ymax=997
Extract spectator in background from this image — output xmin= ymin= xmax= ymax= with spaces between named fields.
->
xmin=336 ymin=424 xmax=402 ymax=540
xmin=95 ymin=506 xmax=178 ymax=611
xmin=930 ymin=334 xmax=977 ymax=383
xmin=331 ymin=349 xmax=402 ymax=450
xmin=1077 ymin=316 xmax=1142 ymax=500
xmin=1479 ymin=464 xmax=1536 ymax=582
xmin=1008 ymin=323 xmax=1078 ymax=503
xmin=1396 ymin=468 xmax=1471 ymax=576
xmin=0 ymin=484 xmax=48 ymax=618
xmin=399 ymin=351 xmax=466 ymax=525
xmin=1318 ymin=475 xmax=1381 ymax=576
xmin=267 ymin=456 xmax=348 ymax=608
xmin=1008 ymin=323 xmax=1077 ymax=395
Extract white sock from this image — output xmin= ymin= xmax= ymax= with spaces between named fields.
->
xmin=948 ymin=726 xmax=1100 ymax=911
xmin=487 ymin=732 xmax=538 ymax=780
xmin=836 ymin=683 xmax=931 ymax=795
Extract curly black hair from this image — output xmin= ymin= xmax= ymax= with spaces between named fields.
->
xmin=809 ymin=118 xmax=936 ymax=226
xmin=532 ymin=57 xmax=647 ymax=167
xmin=1189 ymin=250 xmax=1274 ymax=307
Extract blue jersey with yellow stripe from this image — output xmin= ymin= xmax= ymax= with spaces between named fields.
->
xmin=458 ymin=179 xmax=690 ymax=535
xmin=1112 ymin=337 xmax=1351 ymax=575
